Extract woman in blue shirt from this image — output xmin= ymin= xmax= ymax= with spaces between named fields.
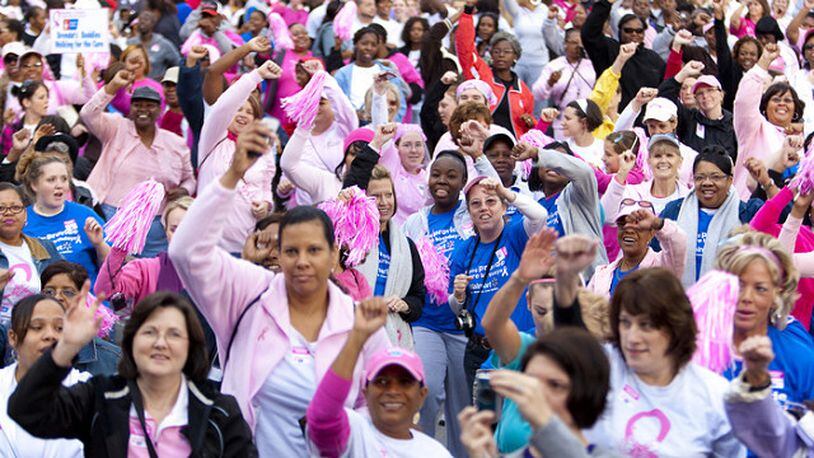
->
xmin=448 ymin=175 xmax=547 ymax=396
xmin=21 ymin=156 xmax=108 ymax=285
xmin=716 ymin=230 xmax=814 ymax=408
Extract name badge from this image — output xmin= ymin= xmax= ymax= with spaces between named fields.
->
xmin=769 ymin=370 xmax=785 ymax=389
xmin=129 ymin=433 xmax=148 ymax=448
xmin=695 ymin=123 xmax=705 ymax=139
xmin=291 ymin=346 xmax=312 ymax=364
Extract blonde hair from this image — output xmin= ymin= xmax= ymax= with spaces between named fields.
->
xmin=715 ymin=229 xmax=799 ymax=330
xmin=121 ymin=44 xmax=151 ymax=79
xmin=161 ymin=196 xmax=194 ymax=229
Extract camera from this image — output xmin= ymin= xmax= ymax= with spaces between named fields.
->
xmin=455 ymin=309 xmax=475 ymax=337
xmin=474 ymin=370 xmax=502 ymax=420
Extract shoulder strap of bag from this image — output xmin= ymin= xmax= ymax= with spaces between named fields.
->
xmin=128 ymin=380 xmax=159 ymax=458
xmin=223 ymin=289 xmax=267 ymax=371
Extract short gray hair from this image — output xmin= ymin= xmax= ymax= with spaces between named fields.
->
xmin=490 ymin=31 xmax=522 ymax=60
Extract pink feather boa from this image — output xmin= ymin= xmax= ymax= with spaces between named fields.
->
xmin=104 ymin=179 xmax=166 ymax=255
xmin=333 ymin=1 xmax=357 ymax=42
xmin=416 ymin=237 xmax=450 ymax=305
xmin=267 ymin=12 xmax=294 ymax=50
xmin=318 ymin=186 xmax=380 ymax=267
xmin=281 ymin=70 xmax=327 ymax=130
xmin=86 ymin=293 xmax=119 ymax=339
xmin=687 ymin=270 xmax=739 ymax=374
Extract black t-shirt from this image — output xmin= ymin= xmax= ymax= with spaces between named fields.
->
xmin=492 ymin=74 xmax=519 ymax=137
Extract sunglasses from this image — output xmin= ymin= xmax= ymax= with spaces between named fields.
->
xmin=620 ymin=198 xmax=655 ymax=212
xmin=623 ymin=27 xmax=645 ymax=34
xmin=805 ymin=44 xmax=814 ymax=51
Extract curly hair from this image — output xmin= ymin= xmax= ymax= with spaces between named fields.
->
xmin=448 ymin=102 xmax=493 ymax=144
xmin=715 ymin=229 xmax=799 ymax=330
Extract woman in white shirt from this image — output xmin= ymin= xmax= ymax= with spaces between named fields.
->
xmin=585 ymin=268 xmax=746 ymax=457
xmin=0 ymin=294 xmax=88 ymax=458
xmin=562 ymin=98 xmax=606 ymax=169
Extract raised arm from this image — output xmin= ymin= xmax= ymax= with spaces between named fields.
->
xmin=750 ymin=184 xmax=794 ymax=232
xmin=93 ymin=247 xmax=156 ymax=306
xmin=168 ymin=122 xmax=275 ymax=344
xmin=483 ymin=230 xmax=556 ymax=364
xmin=281 ymin=128 xmax=341 ymax=202
xmin=456 ymin=7 xmax=492 ymax=81
xmin=581 ymin=0 xmax=616 ymax=76
xmin=178 ymin=49 xmax=206 ymax=167
xmin=202 ymin=36 xmax=271 ymax=105
xmin=306 ymin=299 xmax=388 ymax=457
xmin=323 ymin=72 xmax=359 ymax=138
xmin=78 ymin=70 xmax=133 ymax=144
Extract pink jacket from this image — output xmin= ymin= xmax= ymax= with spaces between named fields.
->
xmin=733 ymin=67 xmax=787 ymax=201
xmin=197 ymin=69 xmax=275 ymax=253
xmin=94 ymin=247 xmax=159 ymax=306
xmin=168 ymin=180 xmax=390 ymax=430
xmin=587 ymin=219 xmax=687 ymax=297
xmin=80 ymin=88 xmax=196 ymax=207
xmin=752 ymin=186 xmax=814 ymax=329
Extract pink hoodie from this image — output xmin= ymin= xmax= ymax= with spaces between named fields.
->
xmin=733 ymin=67 xmax=788 ymax=201
xmin=168 ymin=179 xmax=391 ymax=431
xmin=197 ymin=69 xmax=275 ymax=253
xmin=751 ymin=186 xmax=814 ymax=329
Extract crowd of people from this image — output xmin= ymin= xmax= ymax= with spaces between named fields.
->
xmin=0 ymin=0 xmax=811 ymax=455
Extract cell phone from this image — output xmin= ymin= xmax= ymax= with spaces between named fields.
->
xmin=474 ymin=370 xmax=502 ymax=420
xmin=248 ymin=118 xmax=277 ymax=158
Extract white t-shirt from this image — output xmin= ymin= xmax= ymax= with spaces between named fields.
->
xmin=0 ymin=240 xmax=41 ymax=327
xmin=337 ymin=408 xmax=453 ymax=458
xmin=0 ymin=363 xmax=89 ymax=458
xmin=254 ymin=330 xmax=317 ymax=456
xmin=677 ymin=143 xmax=700 ymax=189
xmin=567 ymin=138 xmax=605 ymax=170
xmin=373 ymin=16 xmax=404 ymax=47
xmin=585 ymin=347 xmax=746 ymax=457
xmin=350 ymin=64 xmax=381 ymax=110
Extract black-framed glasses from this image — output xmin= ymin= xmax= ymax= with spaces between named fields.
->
xmin=0 ymin=205 xmax=24 ymax=215
xmin=805 ymin=44 xmax=814 ymax=51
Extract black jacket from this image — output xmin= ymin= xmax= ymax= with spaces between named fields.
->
xmin=420 ymin=80 xmax=451 ymax=153
xmin=714 ymin=17 xmax=743 ymax=112
xmin=582 ymin=0 xmax=665 ymax=109
xmin=9 ymin=350 xmax=257 ymax=458
xmin=658 ymin=77 xmax=738 ymax=161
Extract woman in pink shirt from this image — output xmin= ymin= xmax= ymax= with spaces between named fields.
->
xmin=267 ymin=23 xmax=314 ymax=135
xmin=197 ymin=60 xmax=281 ymax=253
xmin=730 ymin=0 xmax=770 ymax=38
xmin=169 ymin=123 xmax=390 ymax=455
xmin=8 ymin=290 xmax=257 ymax=457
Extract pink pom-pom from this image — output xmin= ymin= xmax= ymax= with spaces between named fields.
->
xmin=416 ymin=237 xmax=450 ymax=305
xmin=318 ymin=186 xmax=380 ymax=267
xmin=687 ymin=270 xmax=739 ymax=374
xmin=104 ymin=179 xmax=166 ymax=255
xmin=281 ymin=71 xmax=327 ymax=130
xmin=333 ymin=1 xmax=357 ymax=42
xmin=791 ymin=146 xmax=814 ymax=195
xmin=267 ymin=12 xmax=294 ymax=50
xmin=519 ymin=129 xmax=552 ymax=149
xmin=86 ymin=293 xmax=119 ymax=339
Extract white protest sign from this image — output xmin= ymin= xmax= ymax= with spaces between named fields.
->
xmin=49 ymin=8 xmax=109 ymax=54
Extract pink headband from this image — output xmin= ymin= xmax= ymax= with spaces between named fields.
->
xmin=456 ymin=80 xmax=498 ymax=106
xmin=530 ymin=278 xmax=556 ymax=285
xmin=740 ymin=246 xmax=785 ymax=279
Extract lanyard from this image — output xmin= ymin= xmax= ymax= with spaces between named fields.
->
xmin=462 ymin=231 xmax=504 ymax=315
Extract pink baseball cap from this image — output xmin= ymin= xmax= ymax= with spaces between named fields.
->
xmin=365 ymin=347 xmax=425 ymax=383
xmin=463 ymin=175 xmax=490 ymax=199
xmin=691 ymin=75 xmax=722 ymax=94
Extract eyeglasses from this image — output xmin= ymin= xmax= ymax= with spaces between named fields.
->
xmin=0 ymin=205 xmax=24 ymax=215
xmin=137 ymin=327 xmax=188 ymax=343
xmin=620 ymin=198 xmax=655 ymax=210
xmin=42 ymin=287 xmax=78 ymax=299
xmin=805 ymin=44 xmax=814 ymax=51
xmin=623 ymin=27 xmax=645 ymax=34
xmin=693 ymin=174 xmax=729 ymax=183
xmin=21 ymin=62 xmax=42 ymax=70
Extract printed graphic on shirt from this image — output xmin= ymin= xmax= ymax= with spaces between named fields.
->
xmin=0 ymin=263 xmax=36 ymax=326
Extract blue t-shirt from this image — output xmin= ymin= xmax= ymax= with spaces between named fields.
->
xmin=610 ymin=265 xmax=638 ymax=296
xmin=373 ymin=234 xmax=390 ymax=296
xmin=538 ymin=193 xmax=564 ymax=237
xmin=490 ymin=331 xmax=537 ymax=453
xmin=723 ymin=320 xmax=814 ymax=408
xmin=415 ymin=203 xmax=464 ymax=333
xmin=695 ymin=208 xmax=714 ymax=280
xmin=448 ymin=219 xmax=533 ymax=336
xmin=24 ymin=202 xmax=104 ymax=284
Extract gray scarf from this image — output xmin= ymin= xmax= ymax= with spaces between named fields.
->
xmin=676 ymin=188 xmax=740 ymax=287
xmin=358 ymin=220 xmax=414 ymax=348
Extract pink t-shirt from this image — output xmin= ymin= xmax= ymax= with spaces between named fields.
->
xmin=127 ymin=380 xmax=192 ymax=457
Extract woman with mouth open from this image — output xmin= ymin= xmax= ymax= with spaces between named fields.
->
xmin=733 ymin=42 xmax=805 ymax=200
xmin=588 ymin=200 xmax=687 ymax=298
xmin=196 ymin=60 xmax=282 ymax=254
xmin=169 ymin=122 xmax=390 ymax=456
xmin=715 ymin=230 xmax=814 ymax=408
xmin=0 ymin=294 xmax=89 ymax=457
xmin=448 ymin=174 xmax=548 ymax=397
xmin=659 ymin=146 xmax=764 ymax=286
xmin=22 ymin=156 xmax=109 ymax=286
